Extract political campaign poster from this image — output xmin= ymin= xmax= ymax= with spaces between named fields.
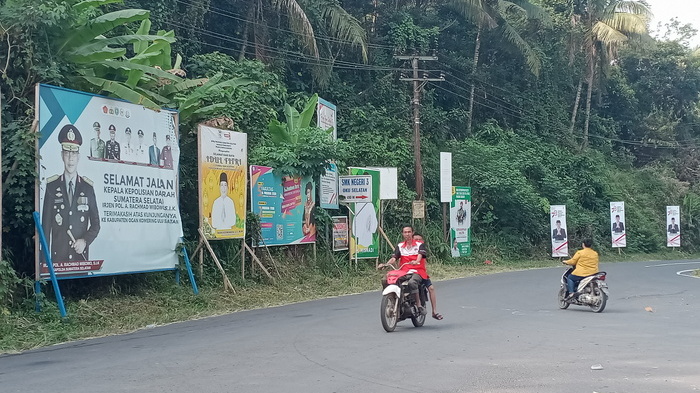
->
xmin=666 ymin=206 xmax=681 ymax=247
xmin=320 ymin=162 xmax=339 ymax=209
xmin=550 ymin=205 xmax=568 ymax=257
xmin=250 ymin=165 xmax=316 ymax=246
xmin=332 ymin=216 xmax=349 ymax=251
xmin=317 ymin=97 xmax=337 ymax=140
xmin=198 ymin=125 xmax=247 ymax=240
xmin=610 ymin=201 xmax=626 ymax=248
xmin=449 ymin=187 xmax=472 ymax=257
xmin=35 ymin=84 xmax=182 ymax=279
xmin=348 ymin=167 xmax=380 ymax=259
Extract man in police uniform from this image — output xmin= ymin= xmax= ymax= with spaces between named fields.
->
xmin=161 ymin=134 xmax=173 ymax=169
xmin=106 ymin=124 xmax=121 ymax=160
xmin=90 ymin=121 xmax=106 ymax=158
xmin=135 ymin=129 xmax=147 ymax=163
xmin=122 ymin=127 xmax=134 ymax=161
xmin=41 ymin=124 xmax=101 ymax=263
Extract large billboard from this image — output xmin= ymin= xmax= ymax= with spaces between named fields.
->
xmin=250 ymin=165 xmax=316 ymax=246
xmin=667 ymin=206 xmax=681 ymax=247
xmin=198 ymin=125 xmax=247 ymax=240
xmin=550 ymin=205 xmax=568 ymax=257
xmin=348 ymin=167 xmax=380 ymax=259
xmin=450 ymin=186 xmax=472 ymax=257
xmin=610 ymin=201 xmax=626 ymax=248
xmin=36 ymin=84 xmax=182 ymax=279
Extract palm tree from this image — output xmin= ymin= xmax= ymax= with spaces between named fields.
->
xmin=451 ymin=0 xmax=548 ymax=135
xmin=574 ymin=0 xmax=651 ymax=149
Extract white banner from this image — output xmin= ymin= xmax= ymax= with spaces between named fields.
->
xmin=610 ymin=201 xmax=626 ymax=248
xmin=550 ymin=205 xmax=568 ymax=257
xmin=320 ymin=162 xmax=339 ymax=209
xmin=36 ymin=84 xmax=182 ymax=278
xmin=366 ymin=167 xmax=398 ymax=200
xmin=440 ymin=152 xmax=452 ymax=203
xmin=317 ymin=97 xmax=337 ymax=140
xmin=667 ymin=206 xmax=681 ymax=247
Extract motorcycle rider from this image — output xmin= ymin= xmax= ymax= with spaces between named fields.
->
xmin=412 ymin=233 xmax=443 ymax=320
xmin=563 ymin=238 xmax=599 ymax=299
xmin=383 ymin=225 xmax=428 ymax=315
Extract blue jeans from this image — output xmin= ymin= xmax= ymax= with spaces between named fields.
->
xmin=567 ymin=274 xmax=584 ymax=294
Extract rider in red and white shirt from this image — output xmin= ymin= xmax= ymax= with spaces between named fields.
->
xmin=384 ymin=225 xmax=428 ymax=315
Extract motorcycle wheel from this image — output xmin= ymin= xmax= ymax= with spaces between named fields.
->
xmin=589 ymin=287 xmax=607 ymax=313
xmin=411 ymin=310 xmax=426 ymax=327
xmin=381 ymin=293 xmax=398 ymax=332
xmin=557 ymin=287 xmax=570 ymax=309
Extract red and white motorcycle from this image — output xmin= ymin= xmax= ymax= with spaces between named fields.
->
xmin=379 ymin=263 xmax=428 ymax=332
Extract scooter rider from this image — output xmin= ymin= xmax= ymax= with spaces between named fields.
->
xmin=382 ymin=225 xmax=428 ymax=315
xmin=563 ymin=238 xmax=599 ymax=299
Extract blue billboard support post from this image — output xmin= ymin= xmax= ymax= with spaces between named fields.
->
xmin=32 ymin=211 xmax=68 ymax=318
xmin=182 ymin=244 xmax=199 ymax=295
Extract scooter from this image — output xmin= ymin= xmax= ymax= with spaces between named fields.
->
xmin=558 ymin=266 xmax=609 ymax=313
xmin=379 ymin=263 xmax=428 ymax=332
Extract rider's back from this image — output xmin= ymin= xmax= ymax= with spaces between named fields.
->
xmin=567 ymin=248 xmax=599 ymax=276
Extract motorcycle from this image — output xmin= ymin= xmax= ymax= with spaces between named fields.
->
xmin=379 ymin=263 xmax=429 ymax=332
xmin=557 ymin=267 xmax=609 ymax=313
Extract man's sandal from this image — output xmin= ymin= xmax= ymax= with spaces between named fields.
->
xmin=432 ymin=313 xmax=443 ymax=320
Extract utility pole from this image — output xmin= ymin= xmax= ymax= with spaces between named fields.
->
xmin=395 ymin=55 xmax=444 ymax=201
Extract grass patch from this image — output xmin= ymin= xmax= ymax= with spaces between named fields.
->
xmin=1 ymin=250 xmax=698 ymax=354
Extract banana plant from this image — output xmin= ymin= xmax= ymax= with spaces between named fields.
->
xmin=267 ymin=94 xmax=321 ymax=145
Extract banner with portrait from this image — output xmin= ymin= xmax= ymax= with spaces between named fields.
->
xmin=550 ymin=205 xmax=568 ymax=257
xmin=666 ymin=206 xmax=681 ymax=247
xmin=610 ymin=201 xmax=626 ymax=248
xmin=332 ymin=216 xmax=349 ymax=251
xmin=250 ymin=165 xmax=316 ymax=246
xmin=35 ymin=84 xmax=182 ymax=279
xmin=198 ymin=125 xmax=247 ymax=240
xmin=348 ymin=167 xmax=380 ymax=259
xmin=449 ymin=186 xmax=472 ymax=257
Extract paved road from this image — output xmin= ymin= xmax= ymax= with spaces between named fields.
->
xmin=1 ymin=260 xmax=699 ymax=393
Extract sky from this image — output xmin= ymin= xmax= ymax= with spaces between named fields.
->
xmin=645 ymin=0 xmax=700 ymax=47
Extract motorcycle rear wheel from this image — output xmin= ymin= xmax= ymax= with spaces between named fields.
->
xmin=557 ymin=287 xmax=570 ymax=309
xmin=381 ymin=293 xmax=398 ymax=332
xmin=589 ymin=287 xmax=607 ymax=313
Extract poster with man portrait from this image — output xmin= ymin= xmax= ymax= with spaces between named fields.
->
xmin=35 ymin=84 xmax=182 ymax=279
xmin=198 ymin=125 xmax=247 ymax=240
xmin=450 ymin=186 xmax=472 ymax=257
xmin=250 ymin=165 xmax=316 ymax=246
xmin=666 ymin=206 xmax=681 ymax=247
xmin=550 ymin=205 xmax=568 ymax=257
xmin=610 ymin=201 xmax=626 ymax=248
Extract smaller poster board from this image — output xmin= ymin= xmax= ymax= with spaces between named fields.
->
xmin=332 ymin=216 xmax=349 ymax=251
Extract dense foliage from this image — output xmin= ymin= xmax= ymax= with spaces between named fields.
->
xmin=2 ymin=0 xmax=700 ymax=307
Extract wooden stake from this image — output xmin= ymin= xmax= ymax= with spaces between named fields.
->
xmin=378 ymin=226 xmax=395 ymax=250
xmin=244 ymin=242 xmax=274 ymax=282
xmin=198 ymin=228 xmax=235 ymax=293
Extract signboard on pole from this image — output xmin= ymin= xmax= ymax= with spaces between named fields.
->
xmin=366 ymin=167 xmax=398 ymax=200
xmin=36 ymin=84 xmax=182 ymax=279
xmin=317 ymin=97 xmax=337 ymax=140
xmin=339 ymin=175 xmax=372 ymax=203
xmin=550 ymin=205 xmax=568 ymax=257
xmin=320 ymin=162 xmax=339 ymax=209
xmin=440 ymin=152 xmax=452 ymax=203
xmin=610 ymin=201 xmax=626 ymax=248
xmin=332 ymin=216 xmax=349 ymax=251
xmin=449 ymin=186 xmax=471 ymax=257
xmin=412 ymin=200 xmax=425 ymax=219
xmin=198 ymin=125 xmax=247 ymax=240
xmin=666 ymin=206 xmax=681 ymax=247
xmin=250 ymin=165 xmax=316 ymax=246
xmin=348 ymin=167 xmax=380 ymax=258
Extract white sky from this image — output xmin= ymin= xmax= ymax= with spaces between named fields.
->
xmin=645 ymin=0 xmax=700 ymax=47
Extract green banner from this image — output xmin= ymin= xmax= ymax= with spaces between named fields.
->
xmin=349 ymin=167 xmax=380 ymax=259
xmin=450 ymin=186 xmax=472 ymax=257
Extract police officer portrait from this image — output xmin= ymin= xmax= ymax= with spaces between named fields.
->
xmin=41 ymin=124 xmax=101 ymax=264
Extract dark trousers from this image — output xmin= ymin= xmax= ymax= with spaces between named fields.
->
xmin=407 ymin=274 xmax=423 ymax=294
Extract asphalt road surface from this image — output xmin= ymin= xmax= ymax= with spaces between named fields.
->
xmin=1 ymin=260 xmax=699 ymax=393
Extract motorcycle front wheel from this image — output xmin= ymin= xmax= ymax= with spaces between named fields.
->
xmin=381 ymin=293 xmax=398 ymax=332
xmin=589 ymin=287 xmax=607 ymax=313
xmin=557 ymin=287 xmax=570 ymax=309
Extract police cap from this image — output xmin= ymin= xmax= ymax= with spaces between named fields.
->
xmin=125 ymin=127 xmax=132 ymax=134
xmin=58 ymin=124 xmax=82 ymax=152
xmin=137 ymin=129 xmax=144 ymax=136
xmin=109 ymin=124 xmax=116 ymax=132
xmin=93 ymin=121 xmax=100 ymax=128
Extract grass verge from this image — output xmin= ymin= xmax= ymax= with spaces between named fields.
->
xmin=1 ymin=250 xmax=698 ymax=354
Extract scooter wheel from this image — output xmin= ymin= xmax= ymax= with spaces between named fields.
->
xmin=558 ymin=287 xmax=570 ymax=309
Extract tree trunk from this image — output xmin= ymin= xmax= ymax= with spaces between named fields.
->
xmin=237 ymin=4 xmax=255 ymax=61
xmin=582 ymin=57 xmax=594 ymax=150
xmin=466 ymin=23 xmax=482 ymax=137
xmin=569 ymin=78 xmax=582 ymax=134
